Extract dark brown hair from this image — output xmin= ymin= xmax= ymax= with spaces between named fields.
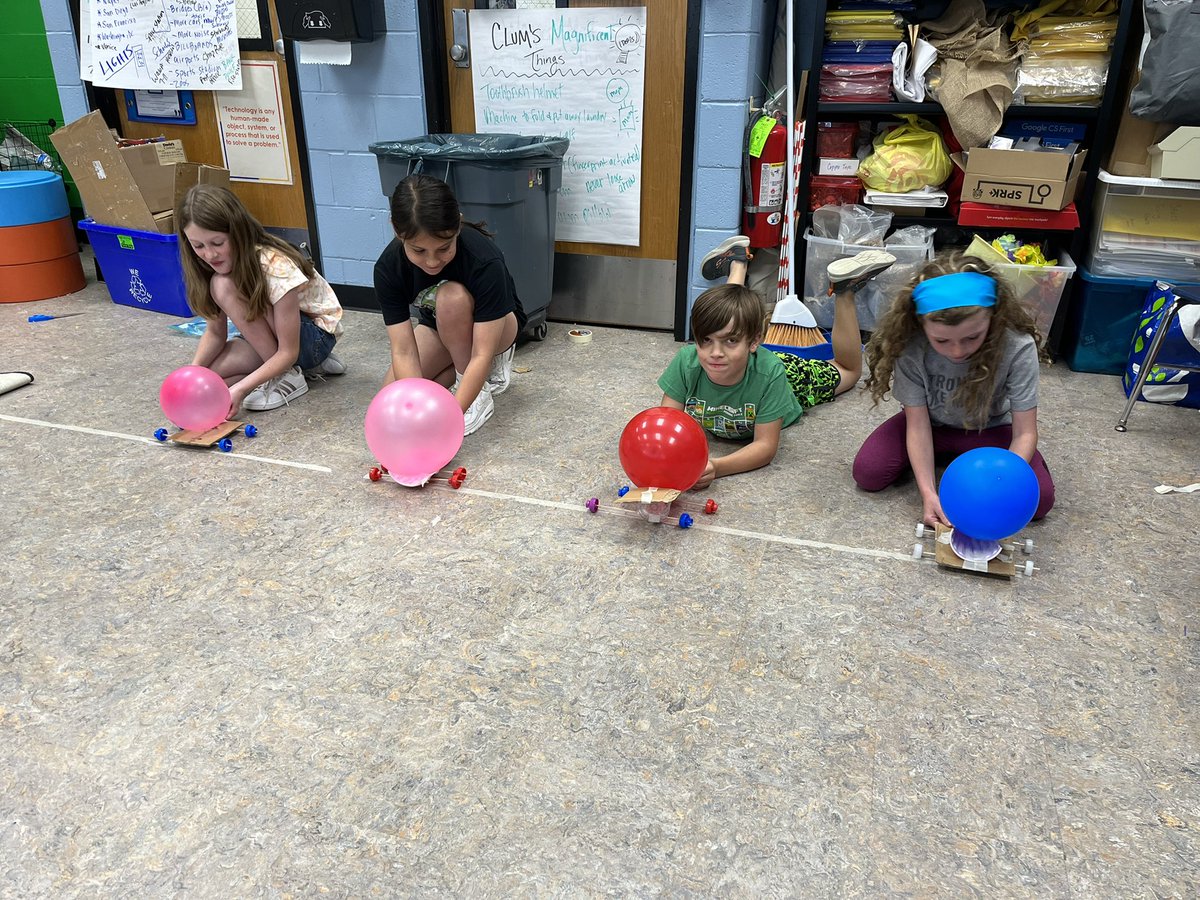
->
xmin=689 ymin=284 xmax=767 ymax=344
xmin=176 ymin=184 xmax=314 ymax=321
xmin=388 ymin=174 xmax=491 ymax=240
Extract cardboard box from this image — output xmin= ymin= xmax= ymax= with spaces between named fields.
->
xmin=1149 ymin=127 xmax=1200 ymax=181
xmin=118 ymin=139 xmax=187 ymax=212
xmin=172 ymin=162 xmax=230 ymax=212
xmin=954 ymin=147 xmax=1087 ymax=211
xmin=51 ymin=112 xmax=162 ymax=232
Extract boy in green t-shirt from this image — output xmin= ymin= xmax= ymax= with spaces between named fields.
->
xmin=658 ymin=237 xmax=894 ymax=489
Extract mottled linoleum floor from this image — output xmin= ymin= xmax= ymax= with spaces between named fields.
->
xmin=1 ymin=263 xmax=1197 ymax=897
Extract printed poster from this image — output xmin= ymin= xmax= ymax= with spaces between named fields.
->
xmin=470 ymin=8 xmax=647 ymax=246
xmin=85 ymin=0 xmax=241 ymax=90
xmin=215 ymin=61 xmax=292 ymax=184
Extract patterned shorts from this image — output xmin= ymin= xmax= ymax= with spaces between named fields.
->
xmin=772 ymin=352 xmax=841 ymax=411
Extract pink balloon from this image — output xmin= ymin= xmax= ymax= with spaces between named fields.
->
xmin=159 ymin=365 xmax=230 ymax=431
xmin=364 ymin=379 xmax=465 ymax=486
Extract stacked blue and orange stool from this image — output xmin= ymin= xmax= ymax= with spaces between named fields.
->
xmin=0 ymin=171 xmax=86 ymax=303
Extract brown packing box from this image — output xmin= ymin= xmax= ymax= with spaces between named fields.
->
xmin=954 ymin=147 xmax=1087 ymax=211
xmin=119 ymin=139 xmax=187 ymax=212
xmin=51 ymin=111 xmax=162 ymax=232
xmin=173 ymin=162 xmax=231 ymax=212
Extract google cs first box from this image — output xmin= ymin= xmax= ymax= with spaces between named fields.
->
xmin=955 ymin=147 xmax=1087 ymax=211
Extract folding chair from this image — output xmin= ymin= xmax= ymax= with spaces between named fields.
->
xmin=1115 ymin=283 xmax=1200 ymax=432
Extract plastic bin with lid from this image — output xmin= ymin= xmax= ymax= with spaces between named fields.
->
xmin=369 ymin=134 xmax=568 ymax=341
xmin=1087 ymin=168 xmax=1200 ymax=282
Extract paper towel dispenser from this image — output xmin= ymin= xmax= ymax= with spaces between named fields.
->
xmin=275 ymin=0 xmax=385 ymax=43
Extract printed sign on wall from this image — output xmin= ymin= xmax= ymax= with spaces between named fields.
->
xmin=470 ymin=7 xmax=647 ymax=246
xmin=83 ymin=0 xmax=241 ymax=91
xmin=215 ymin=61 xmax=292 ymax=184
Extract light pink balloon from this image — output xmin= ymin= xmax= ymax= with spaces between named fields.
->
xmin=364 ymin=379 xmax=465 ymax=486
xmin=159 ymin=365 xmax=230 ymax=431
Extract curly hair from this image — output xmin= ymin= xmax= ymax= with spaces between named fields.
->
xmin=863 ymin=251 xmax=1047 ymax=428
xmin=177 ymin=184 xmax=315 ymax=322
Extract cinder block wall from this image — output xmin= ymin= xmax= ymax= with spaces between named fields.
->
xmin=294 ymin=0 xmax=426 ymax=289
xmin=687 ymin=0 xmax=777 ymax=322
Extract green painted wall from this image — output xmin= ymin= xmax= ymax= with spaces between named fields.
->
xmin=0 ymin=1 xmax=64 ymax=122
xmin=1 ymin=0 xmax=74 ymax=204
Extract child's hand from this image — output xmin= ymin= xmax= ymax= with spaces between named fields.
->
xmin=922 ymin=495 xmax=952 ymax=529
xmin=226 ymin=384 xmax=248 ymax=421
xmin=691 ymin=459 xmax=717 ymax=491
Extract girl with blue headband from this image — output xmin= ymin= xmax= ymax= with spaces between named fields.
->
xmin=853 ymin=252 xmax=1056 ymax=528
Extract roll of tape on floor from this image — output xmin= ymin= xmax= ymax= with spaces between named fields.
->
xmin=567 ymin=328 xmax=593 ymax=344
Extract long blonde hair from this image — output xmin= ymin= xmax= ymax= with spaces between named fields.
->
xmin=864 ymin=251 xmax=1048 ymax=428
xmin=177 ymin=184 xmax=315 ymax=321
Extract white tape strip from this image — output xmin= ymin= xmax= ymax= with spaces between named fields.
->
xmin=0 ymin=414 xmax=333 ymax=473
xmin=1155 ymin=482 xmax=1200 ymax=494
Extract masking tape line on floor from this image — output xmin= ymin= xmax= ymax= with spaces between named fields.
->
xmin=0 ymin=413 xmax=333 ymax=473
xmin=2 ymin=413 xmax=907 ymax=562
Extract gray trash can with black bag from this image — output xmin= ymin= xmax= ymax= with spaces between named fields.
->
xmin=369 ymin=134 xmax=569 ymax=341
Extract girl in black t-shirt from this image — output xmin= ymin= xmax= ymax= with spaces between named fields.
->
xmin=373 ymin=175 xmax=526 ymax=436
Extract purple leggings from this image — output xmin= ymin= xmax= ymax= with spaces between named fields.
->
xmin=852 ymin=411 xmax=1056 ymax=519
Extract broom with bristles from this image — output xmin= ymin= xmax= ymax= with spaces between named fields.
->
xmin=765 ymin=28 xmax=827 ymax=352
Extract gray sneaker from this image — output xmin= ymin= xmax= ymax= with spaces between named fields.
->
xmin=700 ymin=235 xmax=752 ymax=281
xmin=485 ymin=345 xmax=515 ymax=394
xmin=243 ymin=366 xmax=309 ymax=411
xmin=305 ymin=352 xmax=345 ymax=378
xmin=827 ymin=249 xmax=896 ymax=294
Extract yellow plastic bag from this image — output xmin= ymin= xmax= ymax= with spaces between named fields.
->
xmin=858 ymin=115 xmax=953 ymax=193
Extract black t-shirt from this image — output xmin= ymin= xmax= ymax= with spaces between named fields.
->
xmin=373 ymin=226 xmax=527 ymax=331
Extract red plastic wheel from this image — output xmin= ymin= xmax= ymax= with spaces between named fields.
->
xmin=449 ymin=473 xmax=465 ymax=489
xmin=369 ymin=467 xmax=382 ymax=482
xmin=379 ymin=465 xmax=389 ymax=475
xmin=704 ymin=499 xmax=718 ymax=515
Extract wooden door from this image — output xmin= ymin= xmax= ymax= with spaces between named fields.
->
xmin=116 ymin=1 xmax=310 ymax=239
xmin=439 ymin=0 xmax=691 ymax=330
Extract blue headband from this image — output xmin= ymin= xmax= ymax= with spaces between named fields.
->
xmin=913 ymin=272 xmax=997 ymax=316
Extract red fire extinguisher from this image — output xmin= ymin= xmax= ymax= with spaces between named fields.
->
xmin=742 ymin=115 xmax=788 ymax=249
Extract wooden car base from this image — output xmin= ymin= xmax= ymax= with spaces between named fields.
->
xmin=913 ymin=522 xmax=1035 ymax=578
xmin=154 ymin=421 xmax=257 ymax=453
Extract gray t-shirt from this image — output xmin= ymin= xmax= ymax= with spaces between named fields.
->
xmin=892 ymin=329 xmax=1039 ymax=428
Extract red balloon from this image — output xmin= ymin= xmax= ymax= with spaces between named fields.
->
xmin=618 ymin=407 xmax=708 ymax=491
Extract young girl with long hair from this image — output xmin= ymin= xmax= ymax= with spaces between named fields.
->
xmin=853 ymin=251 xmax=1056 ymax=527
xmin=373 ymin=174 xmax=526 ymax=436
xmin=178 ymin=185 xmax=344 ymax=416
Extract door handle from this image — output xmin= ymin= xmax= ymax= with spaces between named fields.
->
xmin=451 ymin=8 xmax=469 ymax=68
xmin=275 ymin=38 xmax=285 ymax=58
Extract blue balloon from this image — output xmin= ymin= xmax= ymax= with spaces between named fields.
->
xmin=938 ymin=447 xmax=1040 ymax=541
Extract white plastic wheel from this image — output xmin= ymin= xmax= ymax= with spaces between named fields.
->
xmin=1023 ymin=559 xmax=1035 ymax=577
xmin=912 ymin=543 xmax=924 ymax=560
xmin=915 ymin=523 xmax=926 ymax=538
xmin=1023 ymin=538 xmax=1034 ymax=555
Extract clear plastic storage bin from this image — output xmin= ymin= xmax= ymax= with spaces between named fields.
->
xmin=802 ymin=228 xmax=934 ymax=331
xmin=1088 ymin=168 xmax=1200 ymax=283
xmin=992 ymin=250 xmax=1076 ymax=340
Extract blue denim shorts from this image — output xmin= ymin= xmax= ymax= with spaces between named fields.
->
xmin=297 ymin=315 xmax=336 ymax=370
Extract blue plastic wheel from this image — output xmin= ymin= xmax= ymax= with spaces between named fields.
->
xmin=154 ymin=428 xmax=169 ymax=442
xmin=217 ymin=437 xmax=233 ymax=452
xmin=678 ymin=513 xmax=694 ymax=529
xmin=617 ymin=485 xmax=630 ymax=497
xmin=244 ymin=424 xmax=257 ymax=438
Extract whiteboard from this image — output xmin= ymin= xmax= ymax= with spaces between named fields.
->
xmin=470 ymin=8 xmax=647 ymax=246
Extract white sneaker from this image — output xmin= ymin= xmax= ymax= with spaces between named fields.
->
xmin=305 ymin=352 xmax=345 ymax=378
xmin=243 ymin=366 xmax=309 ymax=411
xmin=462 ymin=388 xmax=494 ymax=436
xmin=485 ymin=345 xmax=515 ymax=394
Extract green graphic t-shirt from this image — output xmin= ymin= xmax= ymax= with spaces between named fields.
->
xmin=657 ymin=345 xmax=802 ymax=440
